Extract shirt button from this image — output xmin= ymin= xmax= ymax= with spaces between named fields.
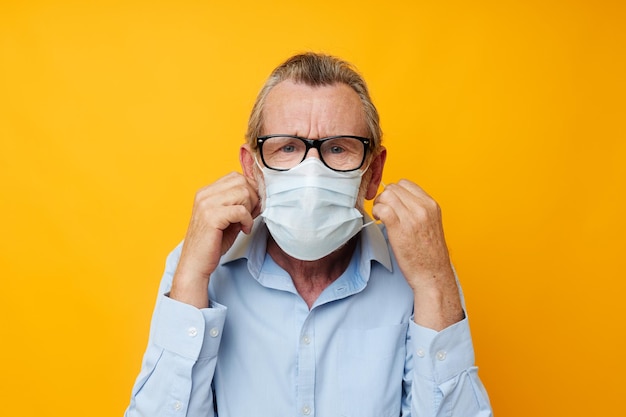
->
xmin=173 ymin=400 xmax=182 ymax=410
xmin=302 ymin=405 xmax=311 ymax=415
xmin=187 ymin=327 xmax=198 ymax=337
xmin=436 ymin=350 xmax=447 ymax=361
xmin=209 ymin=327 xmax=220 ymax=338
xmin=416 ymin=348 xmax=425 ymax=358
xmin=302 ymin=335 xmax=311 ymax=345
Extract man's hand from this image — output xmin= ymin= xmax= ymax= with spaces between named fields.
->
xmin=372 ymin=179 xmax=464 ymax=330
xmin=170 ymin=172 xmax=260 ymax=308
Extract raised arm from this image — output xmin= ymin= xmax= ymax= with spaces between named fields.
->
xmin=125 ymin=172 xmax=260 ymax=417
xmin=374 ymin=180 xmax=492 ymax=416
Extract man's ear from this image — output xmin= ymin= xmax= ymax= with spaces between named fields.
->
xmin=365 ymin=147 xmax=387 ymax=200
xmin=240 ymin=144 xmax=257 ymax=179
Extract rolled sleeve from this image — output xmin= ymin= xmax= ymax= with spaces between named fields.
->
xmin=126 ymin=295 xmax=227 ymax=417
xmin=407 ymin=316 xmax=492 ymax=416
xmin=153 ymin=294 xmax=227 ymax=360
xmin=409 ymin=317 xmax=475 ymax=384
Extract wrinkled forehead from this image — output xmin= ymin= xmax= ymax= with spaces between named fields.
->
xmin=261 ymin=80 xmax=369 ymax=138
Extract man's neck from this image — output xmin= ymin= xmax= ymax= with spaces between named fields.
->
xmin=267 ymin=236 xmax=357 ymax=309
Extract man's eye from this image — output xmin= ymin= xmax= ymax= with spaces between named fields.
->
xmin=329 ymin=146 xmax=344 ymax=154
xmin=281 ymin=145 xmax=296 ymax=153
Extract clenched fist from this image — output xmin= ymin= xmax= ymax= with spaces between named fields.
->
xmin=170 ymin=172 xmax=260 ymax=308
xmin=372 ymin=180 xmax=464 ymax=330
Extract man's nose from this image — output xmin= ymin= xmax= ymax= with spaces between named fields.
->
xmin=304 ymin=147 xmax=321 ymax=160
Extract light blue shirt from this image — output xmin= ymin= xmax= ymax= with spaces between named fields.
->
xmin=125 ymin=219 xmax=492 ymax=417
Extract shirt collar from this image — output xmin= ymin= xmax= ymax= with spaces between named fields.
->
xmin=220 ymin=216 xmax=393 ymax=280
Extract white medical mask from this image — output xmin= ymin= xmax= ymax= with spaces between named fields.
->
xmin=259 ymin=158 xmax=372 ymax=261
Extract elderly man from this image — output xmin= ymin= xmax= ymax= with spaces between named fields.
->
xmin=125 ymin=52 xmax=492 ymax=417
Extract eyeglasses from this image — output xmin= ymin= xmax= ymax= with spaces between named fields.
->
xmin=256 ymin=135 xmax=371 ymax=172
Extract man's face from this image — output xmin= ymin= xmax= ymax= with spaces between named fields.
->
xmin=254 ymin=80 xmax=373 ymax=211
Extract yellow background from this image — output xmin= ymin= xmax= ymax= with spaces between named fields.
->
xmin=1 ymin=1 xmax=624 ymax=416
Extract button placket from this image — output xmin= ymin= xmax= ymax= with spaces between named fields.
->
xmin=296 ymin=309 xmax=316 ymax=417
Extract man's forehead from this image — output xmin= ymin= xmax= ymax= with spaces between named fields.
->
xmin=262 ymin=80 xmax=368 ymax=136
xmin=265 ymin=79 xmax=357 ymax=101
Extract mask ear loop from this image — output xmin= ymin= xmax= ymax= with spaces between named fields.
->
xmin=254 ymin=154 xmax=264 ymax=171
xmin=362 ymin=181 xmax=386 ymax=228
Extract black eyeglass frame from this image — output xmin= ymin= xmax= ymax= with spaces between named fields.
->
xmin=256 ymin=134 xmax=371 ymax=172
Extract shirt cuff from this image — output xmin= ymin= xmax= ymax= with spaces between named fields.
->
xmin=152 ymin=294 xmax=227 ymax=361
xmin=408 ymin=316 xmax=475 ymax=383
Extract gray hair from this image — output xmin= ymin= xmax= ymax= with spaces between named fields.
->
xmin=245 ymin=52 xmax=382 ymax=151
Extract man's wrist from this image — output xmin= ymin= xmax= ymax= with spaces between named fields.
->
xmin=170 ymin=268 xmax=211 ymax=308
xmin=412 ymin=283 xmax=464 ymax=331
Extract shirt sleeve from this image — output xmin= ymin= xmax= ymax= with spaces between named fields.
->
xmin=125 ymin=245 xmax=227 ymax=417
xmin=403 ymin=317 xmax=493 ymax=417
